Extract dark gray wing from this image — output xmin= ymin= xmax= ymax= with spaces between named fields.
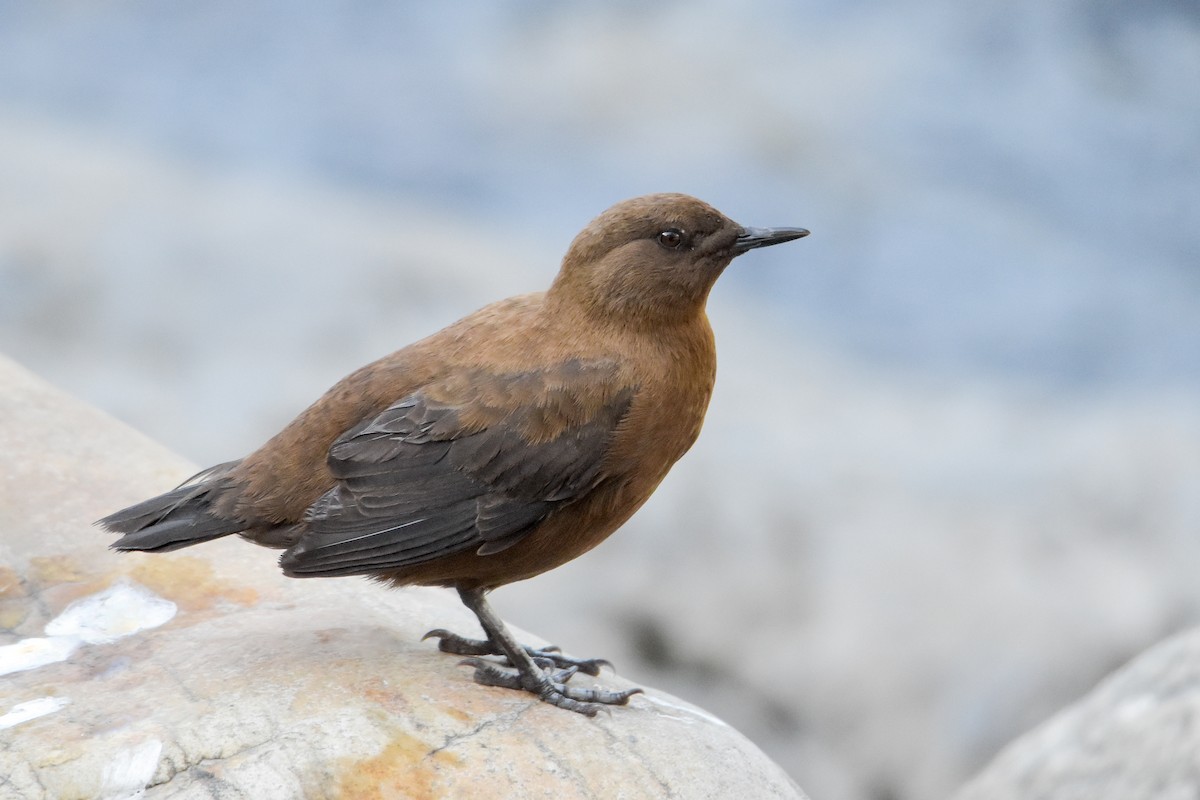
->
xmin=279 ymin=362 xmax=633 ymax=577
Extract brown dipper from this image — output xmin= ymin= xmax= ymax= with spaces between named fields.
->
xmin=100 ymin=193 xmax=809 ymax=715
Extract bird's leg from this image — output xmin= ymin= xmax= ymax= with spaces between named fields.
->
xmin=423 ymin=627 xmax=611 ymax=676
xmin=441 ymin=587 xmax=641 ymax=716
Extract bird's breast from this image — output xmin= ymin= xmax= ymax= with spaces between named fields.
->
xmin=601 ymin=319 xmax=716 ymax=486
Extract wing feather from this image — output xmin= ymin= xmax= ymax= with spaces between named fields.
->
xmin=280 ymin=360 xmax=632 ymax=578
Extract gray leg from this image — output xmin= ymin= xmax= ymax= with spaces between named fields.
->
xmin=437 ymin=587 xmax=641 ymax=716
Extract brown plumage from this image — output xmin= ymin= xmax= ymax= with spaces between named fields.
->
xmin=100 ymin=193 xmax=808 ymax=714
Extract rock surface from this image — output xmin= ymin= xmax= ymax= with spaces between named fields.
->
xmin=0 ymin=355 xmax=805 ymax=800
xmin=954 ymin=626 xmax=1200 ymax=800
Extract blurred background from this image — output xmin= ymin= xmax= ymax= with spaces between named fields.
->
xmin=1 ymin=2 xmax=1198 ymax=798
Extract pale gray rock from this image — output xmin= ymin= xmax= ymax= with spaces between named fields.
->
xmin=954 ymin=627 xmax=1200 ymax=800
xmin=0 ymin=355 xmax=805 ymax=800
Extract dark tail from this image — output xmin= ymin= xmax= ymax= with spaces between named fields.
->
xmin=98 ymin=461 xmax=247 ymax=552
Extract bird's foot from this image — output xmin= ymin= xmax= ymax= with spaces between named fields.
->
xmin=457 ymin=657 xmax=643 ymax=716
xmin=423 ymin=628 xmax=611 ymax=676
xmin=439 ymin=589 xmax=642 ymax=716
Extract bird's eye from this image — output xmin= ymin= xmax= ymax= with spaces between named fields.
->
xmin=657 ymin=229 xmax=685 ymax=250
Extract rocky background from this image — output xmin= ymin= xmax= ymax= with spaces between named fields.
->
xmin=1 ymin=4 xmax=1198 ymax=799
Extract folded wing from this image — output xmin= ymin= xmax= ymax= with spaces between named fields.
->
xmin=280 ymin=360 xmax=633 ymax=577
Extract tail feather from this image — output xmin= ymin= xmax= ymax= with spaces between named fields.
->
xmin=98 ymin=460 xmax=246 ymax=552
xmin=108 ymin=516 xmax=244 ymax=553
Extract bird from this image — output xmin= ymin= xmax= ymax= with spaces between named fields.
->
xmin=99 ymin=193 xmax=808 ymax=715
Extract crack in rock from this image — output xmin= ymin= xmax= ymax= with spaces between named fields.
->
xmin=428 ymin=704 xmax=530 ymax=758
xmin=148 ymin=730 xmax=284 ymax=792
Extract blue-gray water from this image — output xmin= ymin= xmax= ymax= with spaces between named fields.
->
xmin=2 ymin=0 xmax=1196 ymax=390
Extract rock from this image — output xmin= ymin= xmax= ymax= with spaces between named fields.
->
xmin=954 ymin=627 xmax=1200 ymax=800
xmin=0 ymin=355 xmax=806 ymax=800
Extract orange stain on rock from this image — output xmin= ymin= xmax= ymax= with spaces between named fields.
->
xmin=28 ymin=554 xmax=87 ymax=584
xmin=130 ymin=555 xmax=259 ymax=612
xmin=0 ymin=563 xmax=29 ymax=629
xmin=0 ymin=563 xmax=28 ymax=599
xmin=23 ymin=554 xmax=111 ymax=611
xmin=334 ymin=732 xmax=460 ymax=800
xmin=358 ymin=676 xmax=415 ymax=718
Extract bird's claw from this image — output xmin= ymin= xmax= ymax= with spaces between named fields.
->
xmin=423 ymin=628 xmax=612 ymax=675
xmin=424 ymin=628 xmax=497 ymax=655
xmin=456 ymin=658 xmax=642 ymax=716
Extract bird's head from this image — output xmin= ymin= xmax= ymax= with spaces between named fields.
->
xmin=550 ymin=193 xmax=808 ymax=326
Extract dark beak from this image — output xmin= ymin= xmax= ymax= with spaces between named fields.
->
xmin=732 ymin=226 xmax=810 ymax=255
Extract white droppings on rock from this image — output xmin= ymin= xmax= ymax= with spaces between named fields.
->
xmin=0 ymin=636 xmax=81 ymax=677
xmin=101 ymin=739 xmax=163 ymax=800
xmin=0 ymin=579 xmax=176 ymax=677
xmin=45 ymin=579 xmax=177 ymax=644
xmin=0 ymin=696 xmax=71 ymax=730
xmin=642 ymin=694 xmax=730 ymax=727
